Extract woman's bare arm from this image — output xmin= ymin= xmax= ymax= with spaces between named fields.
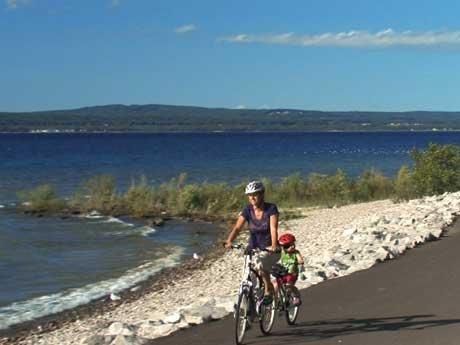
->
xmin=224 ymin=215 xmax=246 ymax=248
xmin=269 ymin=213 xmax=279 ymax=251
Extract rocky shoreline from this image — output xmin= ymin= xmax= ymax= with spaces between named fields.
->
xmin=2 ymin=192 xmax=460 ymax=345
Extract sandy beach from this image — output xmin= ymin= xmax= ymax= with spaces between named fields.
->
xmin=2 ymin=192 xmax=459 ymax=345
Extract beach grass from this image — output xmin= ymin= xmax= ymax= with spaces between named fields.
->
xmin=17 ymin=143 xmax=460 ymax=219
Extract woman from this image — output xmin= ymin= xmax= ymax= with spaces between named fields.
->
xmin=224 ymin=180 xmax=280 ymax=304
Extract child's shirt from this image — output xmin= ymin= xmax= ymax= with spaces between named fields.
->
xmin=280 ymin=249 xmax=300 ymax=274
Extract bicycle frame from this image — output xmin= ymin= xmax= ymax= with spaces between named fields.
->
xmin=238 ymin=252 xmax=253 ymax=295
xmin=233 ymin=246 xmax=264 ymax=318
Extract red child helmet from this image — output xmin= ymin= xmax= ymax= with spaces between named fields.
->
xmin=279 ymin=233 xmax=296 ymax=246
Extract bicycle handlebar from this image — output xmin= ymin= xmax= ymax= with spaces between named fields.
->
xmin=224 ymin=243 xmax=281 ymax=254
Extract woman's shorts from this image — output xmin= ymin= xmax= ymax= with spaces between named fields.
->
xmin=254 ymin=250 xmax=281 ymax=272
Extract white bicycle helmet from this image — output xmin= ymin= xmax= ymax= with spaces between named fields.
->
xmin=245 ymin=181 xmax=265 ymax=194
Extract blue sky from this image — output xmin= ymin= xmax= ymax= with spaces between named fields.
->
xmin=2 ymin=0 xmax=460 ymax=112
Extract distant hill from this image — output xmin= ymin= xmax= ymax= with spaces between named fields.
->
xmin=1 ymin=104 xmax=460 ymax=132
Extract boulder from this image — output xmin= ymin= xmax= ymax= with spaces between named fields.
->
xmin=163 ymin=312 xmax=182 ymax=324
xmin=327 ymin=259 xmax=349 ymax=271
xmin=141 ymin=312 xmax=166 ymax=324
xmin=399 ymin=217 xmax=416 ymax=227
xmin=81 ymin=335 xmax=114 ymax=345
xmin=106 ymin=322 xmax=136 ymax=336
xmin=210 ymin=307 xmax=229 ymax=320
xmin=110 ymin=335 xmax=147 ymax=345
xmin=182 ymin=305 xmax=214 ymax=324
xmin=137 ymin=323 xmax=176 ymax=339
xmin=215 ymin=295 xmax=236 ymax=313
xmin=374 ymin=247 xmax=390 ymax=262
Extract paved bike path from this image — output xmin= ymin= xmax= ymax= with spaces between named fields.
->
xmin=149 ymin=219 xmax=460 ymax=345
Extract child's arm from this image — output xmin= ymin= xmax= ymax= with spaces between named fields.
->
xmin=297 ymin=251 xmax=307 ymax=280
xmin=296 ymin=251 xmax=305 ymax=265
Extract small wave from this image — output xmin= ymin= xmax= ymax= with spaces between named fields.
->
xmin=0 ymin=247 xmax=184 ymax=330
xmin=0 ymin=205 xmax=4 ymax=209
xmin=137 ymin=226 xmax=156 ymax=236
xmin=104 ymin=217 xmax=134 ymax=227
xmin=106 ymin=226 xmax=156 ymax=237
xmin=81 ymin=210 xmax=104 ymax=219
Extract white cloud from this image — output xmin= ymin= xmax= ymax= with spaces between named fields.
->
xmin=218 ymin=29 xmax=460 ymax=48
xmin=174 ymin=24 xmax=197 ymax=34
xmin=235 ymin=105 xmax=246 ymax=109
xmin=5 ymin=0 xmax=30 ymax=10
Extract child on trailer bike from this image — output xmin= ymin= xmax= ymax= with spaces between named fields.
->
xmin=224 ymin=181 xmax=280 ymax=305
xmin=273 ymin=233 xmax=305 ymax=306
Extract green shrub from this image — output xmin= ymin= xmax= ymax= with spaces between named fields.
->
xmin=71 ymin=175 xmax=120 ymax=214
xmin=123 ymin=176 xmax=156 ymax=217
xmin=411 ymin=143 xmax=460 ymax=196
xmin=394 ymin=165 xmax=415 ymax=201
xmin=352 ymin=169 xmax=394 ymax=202
xmin=325 ymin=169 xmax=353 ymax=204
xmin=276 ymin=173 xmax=309 ymax=206
xmin=304 ymin=170 xmax=353 ymax=206
xmin=17 ymin=184 xmax=65 ymax=213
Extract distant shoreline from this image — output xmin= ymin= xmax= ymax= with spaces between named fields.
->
xmin=2 ymin=129 xmax=460 ymax=134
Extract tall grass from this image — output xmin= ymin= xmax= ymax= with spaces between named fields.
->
xmin=18 ymin=143 xmax=460 ymax=218
xmin=17 ymin=184 xmax=65 ymax=213
xmin=69 ymin=175 xmax=120 ymax=215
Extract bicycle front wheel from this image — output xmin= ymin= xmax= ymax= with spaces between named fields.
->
xmin=259 ymin=297 xmax=276 ymax=335
xmin=235 ymin=291 xmax=250 ymax=345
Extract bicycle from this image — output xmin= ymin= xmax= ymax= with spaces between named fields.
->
xmin=271 ymin=263 xmax=301 ymax=325
xmin=230 ymin=244 xmax=276 ymax=345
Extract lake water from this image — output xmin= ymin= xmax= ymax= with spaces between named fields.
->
xmin=2 ymin=131 xmax=460 ymax=329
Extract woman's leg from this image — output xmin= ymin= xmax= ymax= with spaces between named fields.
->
xmin=260 ymin=269 xmax=274 ymax=296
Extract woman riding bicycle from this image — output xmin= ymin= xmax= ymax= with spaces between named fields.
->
xmin=225 ymin=181 xmax=280 ymax=305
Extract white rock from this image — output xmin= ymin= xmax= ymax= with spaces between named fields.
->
xmin=110 ymin=335 xmax=146 ymax=345
xmin=163 ymin=312 xmax=182 ymax=324
xmin=215 ymin=295 xmax=236 ymax=313
xmin=81 ymin=335 xmax=112 ymax=345
xmin=106 ymin=322 xmax=135 ymax=336
xmin=137 ymin=323 xmax=176 ymax=339
xmin=176 ymin=319 xmax=190 ymax=330
xmin=182 ymin=309 xmax=208 ymax=325
xmin=210 ymin=307 xmax=229 ymax=320
xmin=142 ymin=312 xmax=166 ymax=324
xmin=342 ymin=227 xmax=357 ymax=237
xmin=428 ymin=227 xmax=443 ymax=239
xmin=374 ymin=247 xmax=390 ymax=262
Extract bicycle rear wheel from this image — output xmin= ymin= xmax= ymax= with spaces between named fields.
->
xmin=285 ymin=291 xmax=300 ymax=325
xmin=235 ymin=291 xmax=250 ymax=345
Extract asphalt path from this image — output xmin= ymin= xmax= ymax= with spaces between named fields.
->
xmin=149 ymin=219 xmax=460 ymax=345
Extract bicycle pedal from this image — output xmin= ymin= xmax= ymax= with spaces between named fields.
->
xmin=246 ymin=320 xmax=252 ymax=330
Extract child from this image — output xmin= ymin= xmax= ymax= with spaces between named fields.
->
xmin=275 ymin=233 xmax=305 ymax=306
